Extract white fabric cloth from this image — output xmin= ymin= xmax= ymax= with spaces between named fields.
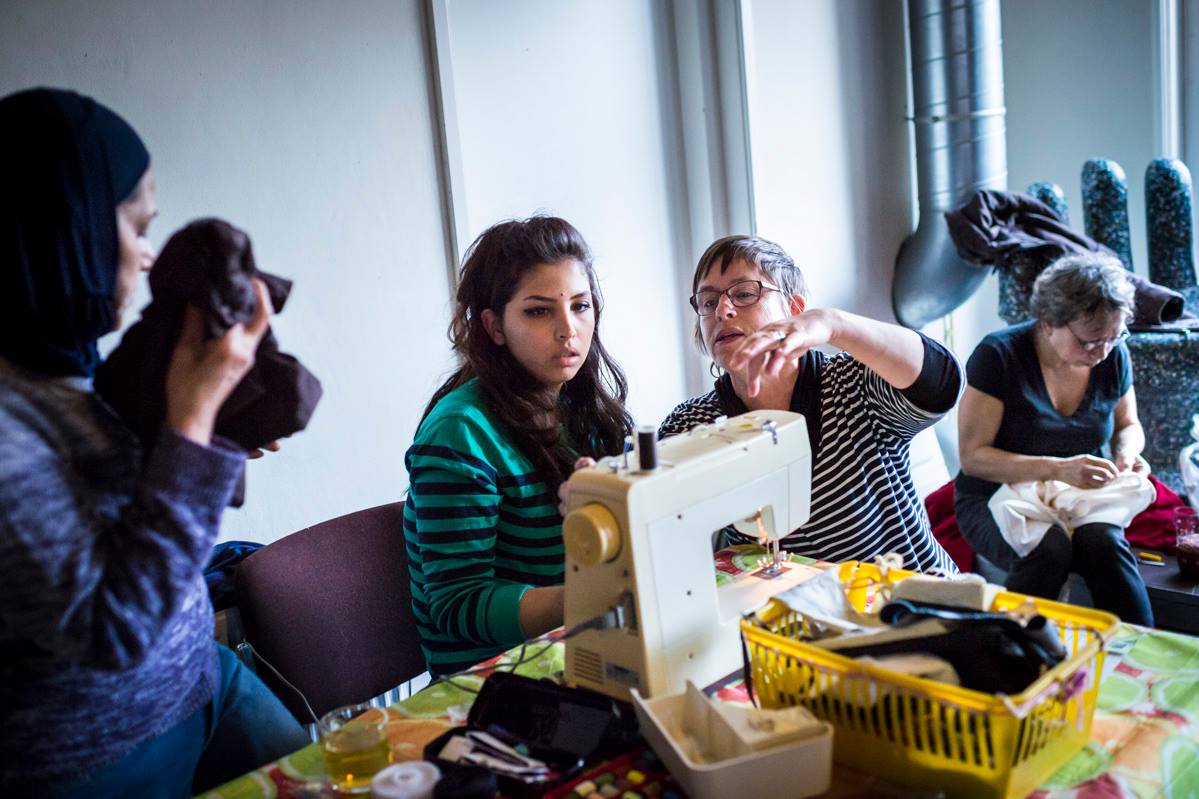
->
xmin=987 ymin=473 xmax=1155 ymax=558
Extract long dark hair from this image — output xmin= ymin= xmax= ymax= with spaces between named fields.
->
xmin=423 ymin=216 xmax=632 ymax=492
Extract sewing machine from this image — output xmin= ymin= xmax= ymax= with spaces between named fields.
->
xmin=562 ymin=410 xmax=820 ymax=700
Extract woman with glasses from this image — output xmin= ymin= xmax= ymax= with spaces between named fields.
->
xmin=404 ymin=216 xmax=632 ymax=676
xmin=659 ymin=235 xmax=961 ymax=573
xmin=955 ymin=254 xmax=1152 ymax=624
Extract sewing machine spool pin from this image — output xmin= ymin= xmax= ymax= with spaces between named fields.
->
xmin=637 ymin=425 xmax=658 ymax=471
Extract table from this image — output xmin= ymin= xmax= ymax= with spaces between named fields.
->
xmin=201 ymin=547 xmax=1199 ymax=799
xmin=1135 ymin=547 xmax=1199 ymax=636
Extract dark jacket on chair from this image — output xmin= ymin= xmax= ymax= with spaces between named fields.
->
xmin=945 ymin=190 xmax=1188 ymax=327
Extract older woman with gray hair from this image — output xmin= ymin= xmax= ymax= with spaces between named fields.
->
xmin=657 ymin=235 xmax=962 ymax=575
xmin=955 ymin=253 xmax=1153 ymax=624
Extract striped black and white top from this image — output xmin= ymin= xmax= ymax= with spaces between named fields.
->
xmin=659 ymin=336 xmax=961 ymax=575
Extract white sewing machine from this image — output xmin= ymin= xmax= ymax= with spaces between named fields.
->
xmin=562 ymin=410 xmax=820 ymax=700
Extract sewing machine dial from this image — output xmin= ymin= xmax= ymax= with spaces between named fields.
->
xmin=564 ymin=503 xmax=622 ymax=565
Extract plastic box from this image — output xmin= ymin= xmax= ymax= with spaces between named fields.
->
xmin=631 ymin=682 xmax=833 ymax=799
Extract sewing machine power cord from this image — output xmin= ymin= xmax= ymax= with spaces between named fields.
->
xmin=435 ymin=638 xmax=561 ymax=695
xmin=236 ymin=641 xmax=322 ymax=725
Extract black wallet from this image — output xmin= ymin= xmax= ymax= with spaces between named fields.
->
xmin=422 ymin=672 xmax=640 ymax=798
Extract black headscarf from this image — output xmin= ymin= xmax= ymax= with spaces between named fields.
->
xmin=0 ymin=88 xmax=150 ymax=377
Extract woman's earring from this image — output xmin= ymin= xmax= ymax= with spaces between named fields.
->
xmin=709 ymin=361 xmax=724 ymax=379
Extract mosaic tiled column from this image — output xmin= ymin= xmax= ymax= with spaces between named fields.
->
xmin=1145 ymin=158 xmax=1197 ymax=289
xmin=1125 ymin=330 xmax=1199 ymax=492
xmin=1126 ymin=159 xmax=1198 ymax=492
xmin=997 ymin=251 xmax=1036 ymax=323
xmin=1082 ymin=159 xmax=1134 ymax=270
xmin=1028 ymin=180 xmax=1069 ymax=223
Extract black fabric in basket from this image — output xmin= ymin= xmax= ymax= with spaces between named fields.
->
xmin=829 ymin=601 xmax=1067 ymax=695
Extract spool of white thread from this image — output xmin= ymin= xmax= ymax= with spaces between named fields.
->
xmin=370 ymin=761 xmax=440 ymax=799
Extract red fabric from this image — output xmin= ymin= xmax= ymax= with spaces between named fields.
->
xmin=924 ymin=481 xmax=975 ymax=573
xmin=1124 ymin=475 xmax=1185 ymax=553
xmin=923 ymin=475 xmax=1186 ymax=573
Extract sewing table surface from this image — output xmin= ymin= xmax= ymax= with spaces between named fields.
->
xmin=200 ymin=548 xmax=1199 ymax=799
xmin=1135 ymin=548 xmax=1199 ymax=639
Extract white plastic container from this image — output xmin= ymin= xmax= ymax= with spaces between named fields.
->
xmin=631 ymin=682 xmax=833 ymax=799
xmin=370 ymin=761 xmax=440 ymax=799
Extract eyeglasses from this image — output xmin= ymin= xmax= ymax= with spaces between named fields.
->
xmin=689 ymin=280 xmax=781 ymax=316
xmin=1066 ymin=323 xmax=1129 ymax=351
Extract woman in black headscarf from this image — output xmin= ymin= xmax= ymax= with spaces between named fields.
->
xmin=0 ymin=88 xmax=308 ymax=797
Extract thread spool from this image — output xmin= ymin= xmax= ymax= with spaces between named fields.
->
xmin=371 ymin=761 xmax=441 ymax=799
xmin=636 ymin=424 xmax=657 ymax=471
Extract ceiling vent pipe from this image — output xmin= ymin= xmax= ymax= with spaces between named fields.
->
xmin=892 ymin=0 xmax=1007 ymax=329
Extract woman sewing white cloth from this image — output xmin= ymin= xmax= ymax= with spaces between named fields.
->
xmin=657 ymin=235 xmax=962 ymax=573
xmin=955 ymin=254 xmax=1153 ymax=625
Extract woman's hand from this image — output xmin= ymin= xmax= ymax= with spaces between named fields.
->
xmin=1114 ymin=452 xmax=1151 ymax=475
xmin=725 ymin=310 xmax=836 ymax=397
xmin=557 ymin=457 xmax=597 ymax=516
xmin=165 ymin=279 xmax=272 ymax=446
xmin=1054 ymin=454 xmax=1119 ymax=488
xmin=247 ymin=440 xmax=283 ymax=460
xmin=1110 ymin=389 xmax=1148 ymax=476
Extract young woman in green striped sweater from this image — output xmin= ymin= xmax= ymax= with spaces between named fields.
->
xmin=404 ymin=217 xmax=632 ymax=675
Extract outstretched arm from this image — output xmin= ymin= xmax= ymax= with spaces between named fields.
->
xmin=726 ymin=308 xmax=925 ymax=397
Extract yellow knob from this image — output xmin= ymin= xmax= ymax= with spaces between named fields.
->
xmin=564 ymin=503 xmax=622 ymax=565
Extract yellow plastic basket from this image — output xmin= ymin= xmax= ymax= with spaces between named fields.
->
xmin=740 ymin=561 xmax=1119 ymax=799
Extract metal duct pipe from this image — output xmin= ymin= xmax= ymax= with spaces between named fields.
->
xmin=892 ymin=0 xmax=1007 ymax=329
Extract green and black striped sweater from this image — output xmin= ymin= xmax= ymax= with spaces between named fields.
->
xmin=403 ymin=379 xmax=564 ymax=675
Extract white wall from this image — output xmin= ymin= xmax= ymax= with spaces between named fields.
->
xmin=744 ymin=0 xmax=912 ymax=324
xmin=1 ymin=0 xmax=1172 ymax=541
xmin=740 ymin=0 xmax=1162 ymax=472
xmin=744 ymin=0 xmax=1155 ymax=353
xmin=0 ymin=0 xmax=694 ymax=543
xmin=950 ymin=0 xmax=1157 ymax=358
xmin=0 ymin=0 xmax=455 ymax=543
xmin=743 ymin=0 xmax=968 ymax=468
xmin=1185 ymin=0 xmax=1199 ymax=178
xmin=1004 ymin=0 xmax=1155 ymax=270
xmin=949 ymin=1 xmax=1159 ymax=470
xmin=441 ymin=0 xmax=689 ymax=427
xmin=717 ymin=0 xmax=1163 ymax=363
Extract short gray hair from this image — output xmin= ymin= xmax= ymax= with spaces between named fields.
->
xmin=690 ymin=235 xmax=808 ymax=352
xmin=1028 ymin=253 xmax=1135 ymax=326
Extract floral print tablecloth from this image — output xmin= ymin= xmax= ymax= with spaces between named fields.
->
xmin=201 ymin=547 xmax=1199 ymax=798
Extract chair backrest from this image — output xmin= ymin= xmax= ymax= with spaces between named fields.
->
xmin=235 ymin=500 xmax=425 ymax=722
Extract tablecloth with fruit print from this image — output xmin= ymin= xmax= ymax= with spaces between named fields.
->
xmin=199 ymin=547 xmax=1199 ymax=799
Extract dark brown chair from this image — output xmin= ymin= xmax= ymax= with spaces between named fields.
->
xmin=235 ymin=501 xmax=426 ymax=722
